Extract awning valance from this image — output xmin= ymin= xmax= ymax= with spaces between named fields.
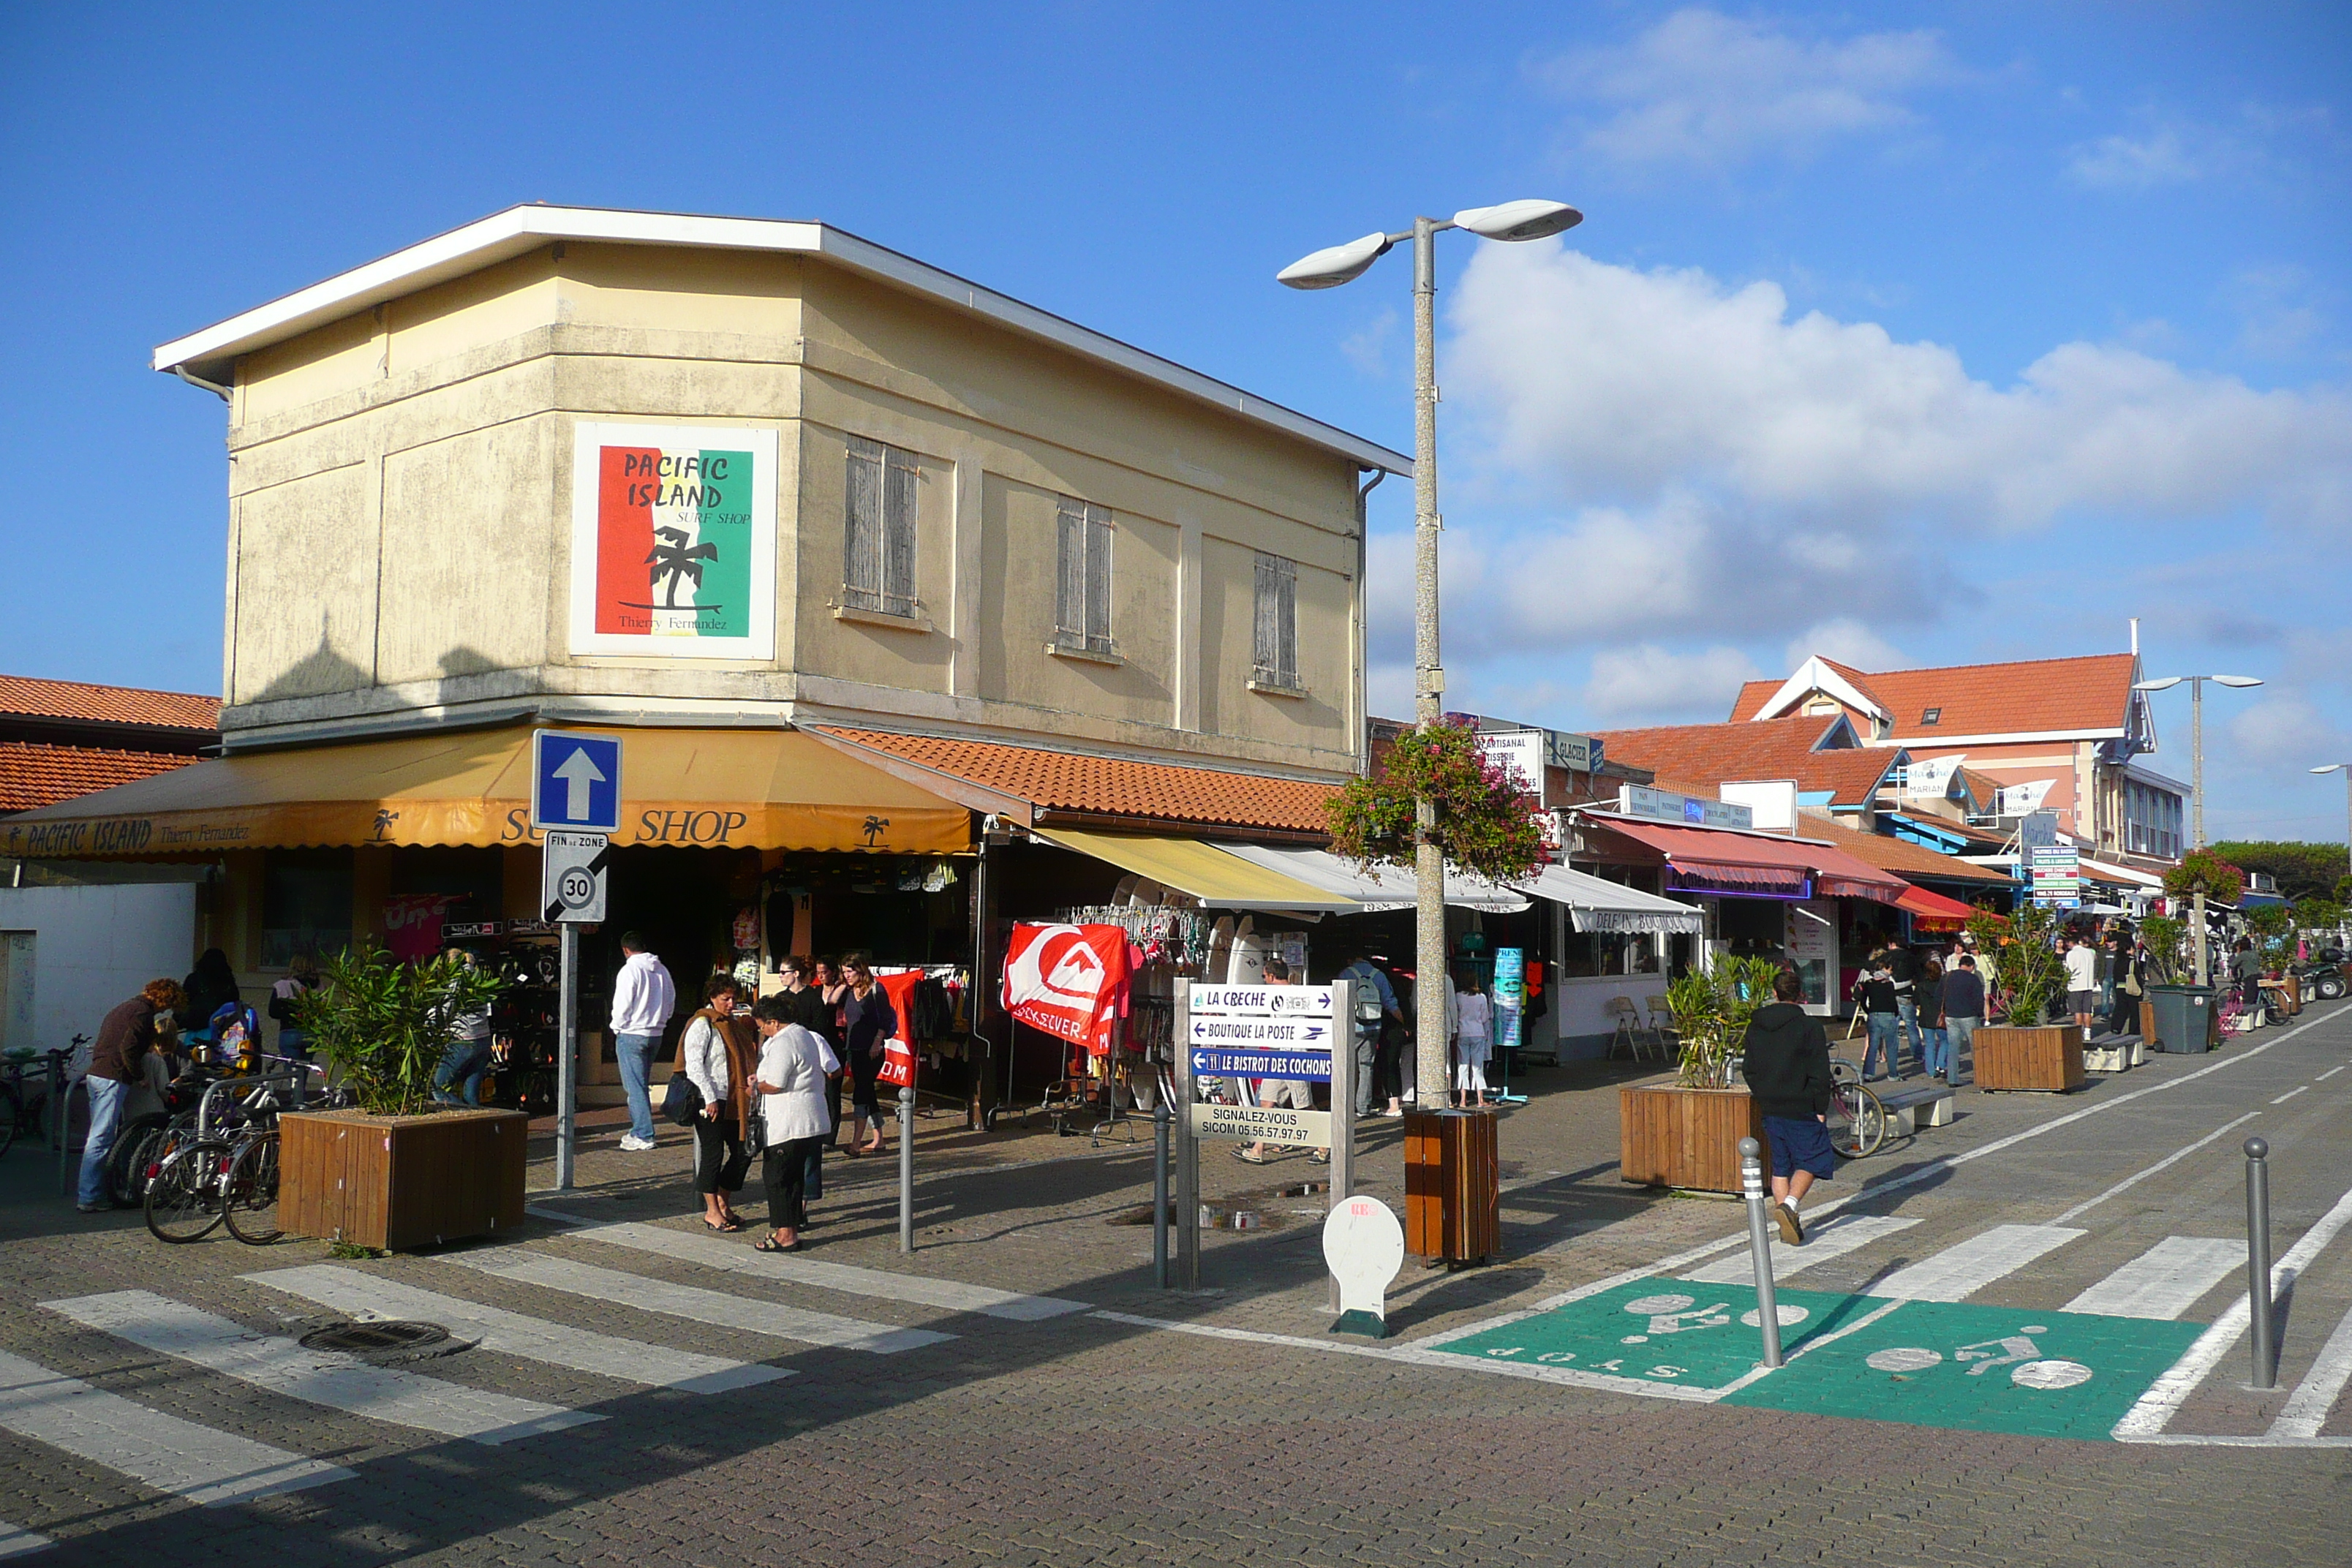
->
xmin=1595 ymin=818 xmax=1908 ymax=905
xmin=1896 ymin=883 xmax=1983 ymax=931
xmin=1513 ymin=864 xmax=1704 ymax=934
xmin=0 ymin=725 xmax=971 ymax=857
xmin=1030 ymin=829 xmax=1357 ymax=912
xmin=1215 ymin=844 xmax=1531 ymax=913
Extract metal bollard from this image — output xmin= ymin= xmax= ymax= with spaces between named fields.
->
xmin=2246 ymin=1136 xmax=2274 ymax=1390
xmin=1738 ymin=1137 xmax=1784 ymax=1368
xmin=1153 ymin=1101 xmax=1172 ymax=1289
xmin=897 ymin=1086 xmax=916 ymax=1254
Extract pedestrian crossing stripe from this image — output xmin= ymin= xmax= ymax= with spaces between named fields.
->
xmin=0 ymin=1523 xmax=48 ymax=1559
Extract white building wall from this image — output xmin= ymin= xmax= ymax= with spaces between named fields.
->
xmin=0 ymin=885 xmax=197 ymax=1066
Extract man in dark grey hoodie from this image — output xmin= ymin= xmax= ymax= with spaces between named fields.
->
xmin=1741 ymin=967 xmax=1835 ymax=1245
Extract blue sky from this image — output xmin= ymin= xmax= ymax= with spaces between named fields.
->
xmin=1 ymin=3 xmax=2345 ymax=840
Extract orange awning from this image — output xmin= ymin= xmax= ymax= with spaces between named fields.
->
xmin=0 ymin=725 xmax=970 ymax=857
xmin=1896 ymin=883 xmax=1983 ymax=931
xmin=1599 ymin=818 xmax=1909 ymax=904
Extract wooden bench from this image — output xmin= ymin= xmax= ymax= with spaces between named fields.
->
xmin=1876 ymin=1083 xmax=1955 ymax=1137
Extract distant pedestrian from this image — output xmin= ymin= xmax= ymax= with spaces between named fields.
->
xmin=1333 ymin=949 xmax=1403 ymax=1117
xmin=682 ymin=976 xmax=757 ymax=1232
xmin=268 ymin=955 xmax=317 ymax=1060
xmin=1855 ymin=946 xmax=1902 ymax=1081
xmin=1917 ymin=957 xmax=1950 ymax=1082
xmin=79 ymin=979 xmax=184 ymax=1213
xmin=748 ymin=998 xmax=836 ymax=1253
xmin=431 ymin=949 xmax=497 ymax=1106
xmin=1236 ymin=959 xmax=1327 ymax=1164
xmin=2065 ymin=932 xmax=2099 ymax=1039
xmin=2230 ymin=938 xmax=2265 ymax=1018
xmin=839 ymin=957 xmax=897 ymax=1156
xmin=179 ymin=948 xmax=239 ymax=1038
xmin=1888 ymin=941 xmax=1923 ymax=1074
xmin=1741 ymin=968 xmax=1834 ymax=1245
xmin=773 ymin=956 xmax=835 ymax=1199
xmin=1940 ymin=956 xmax=1985 ymax=1087
xmin=609 ymin=933 xmax=678 ymax=1152
xmin=813 ymin=957 xmax=850 ymax=1145
xmin=1453 ymin=973 xmax=1493 ymax=1107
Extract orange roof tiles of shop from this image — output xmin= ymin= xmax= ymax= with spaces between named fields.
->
xmin=1795 ymin=812 xmax=2013 ymax=886
xmin=0 ymin=675 xmax=220 ymax=732
xmin=1730 ymin=652 xmax=2139 ymax=739
xmin=1591 ymin=716 xmax=1898 ymax=807
xmin=0 ymin=743 xmax=199 ymax=813
xmin=811 ymin=728 xmax=1339 ymax=834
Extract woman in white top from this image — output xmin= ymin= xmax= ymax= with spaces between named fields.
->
xmin=747 ymin=996 xmax=838 ymax=1253
xmin=1453 ymin=976 xmax=1493 ymax=1107
xmin=680 ymin=976 xmax=757 ymax=1232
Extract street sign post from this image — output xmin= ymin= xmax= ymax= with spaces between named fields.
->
xmin=532 ymin=734 xmax=622 ymax=1191
xmin=1174 ymin=979 xmax=1352 ymax=1292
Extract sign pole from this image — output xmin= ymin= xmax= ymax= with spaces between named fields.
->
xmin=1176 ymin=981 xmax=1199 ymax=1288
xmin=556 ymin=921 xmax=578 ymax=1191
xmin=1329 ymin=978 xmax=1354 ymax=1313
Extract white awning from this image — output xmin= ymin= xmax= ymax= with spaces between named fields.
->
xmin=1514 ymin=865 xmax=1705 ymax=935
xmin=1215 ymin=845 xmax=1531 ymax=913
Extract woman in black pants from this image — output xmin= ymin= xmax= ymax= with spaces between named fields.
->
xmin=681 ymin=976 xmax=756 ymax=1232
xmin=838 ymin=956 xmax=899 ymax=1156
xmin=748 ymin=995 xmax=835 ymax=1253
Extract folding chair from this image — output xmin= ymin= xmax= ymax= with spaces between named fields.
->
xmin=1643 ymin=996 xmax=1678 ymax=1059
xmin=1605 ymin=996 xmax=1640 ymax=1060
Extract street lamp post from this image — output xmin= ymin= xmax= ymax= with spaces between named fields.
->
xmin=2311 ymin=764 xmax=2352 ymax=889
xmin=2134 ymin=673 xmax=2263 ymax=987
xmin=1280 ymin=199 xmax=1582 ymax=1107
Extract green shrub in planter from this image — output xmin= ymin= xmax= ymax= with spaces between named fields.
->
xmin=291 ymin=945 xmax=505 ymax=1115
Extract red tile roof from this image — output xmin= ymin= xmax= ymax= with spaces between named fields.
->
xmin=0 ymin=743 xmax=200 ymax=813
xmin=0 ymin=675 xmax=219 ymax=732
xmin=1591 ymin=716 xmax=1898 ymax=807
xmin=1730 ymin=653 xmax=2138 ymax=739
xmin=812 ymin=728 xmax=1339 ymax=834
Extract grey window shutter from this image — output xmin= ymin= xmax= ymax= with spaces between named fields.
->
xmin=1085 ymin=507 xmax=1113 ymax=649
xmin=1055 ymin=499 xmax=1083 ymax=641
xmin=1253 ymin=553 xmax=1278 ymax=679
xmin=883 ymin=446 xmax=919 ymax=617
xmin=844 ymin=437 xmax=883 ymax=609
xmin=1275 ymin=556 xmax=1298 ymax=686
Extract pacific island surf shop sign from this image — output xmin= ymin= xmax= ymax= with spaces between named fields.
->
xmin=568 ymin=423 xmax=779 ymax=660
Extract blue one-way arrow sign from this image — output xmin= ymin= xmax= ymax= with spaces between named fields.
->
xmin=532 ymin=731 xmax=623 ymax=832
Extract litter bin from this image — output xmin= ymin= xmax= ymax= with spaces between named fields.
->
xmin=2146 ymin=985 xmax=2217 ymax=1053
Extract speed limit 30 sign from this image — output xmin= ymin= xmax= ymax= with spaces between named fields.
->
xmin=541 ymin=831 xmax=610 ymax=924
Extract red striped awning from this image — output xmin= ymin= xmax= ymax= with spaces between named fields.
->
xmin=1896 ymin=883 xmax=1983 ymax=931
xmin=1600 ymin=819 xmax=1908 ymax=904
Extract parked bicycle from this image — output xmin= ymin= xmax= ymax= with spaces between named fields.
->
xmin=0 ymin=1039 xmax=82 ymax=1160
xmin=1828 ymin=1056 xmax=1887 ymax=1159
xmin=143 ymin=1058 xmax=344 ymax=1245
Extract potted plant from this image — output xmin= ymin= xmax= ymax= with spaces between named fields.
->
xmin=1619 ymin=954 xmax=1779 ymax=1191
xmin=282 ymin=945 xmax=524 ymax=1250
xmin=1968 ymin=905 xmax=2083 ymax=1092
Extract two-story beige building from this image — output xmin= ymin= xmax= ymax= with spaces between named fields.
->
xmin=12 ymin=205 xmax=1408 ymax=1110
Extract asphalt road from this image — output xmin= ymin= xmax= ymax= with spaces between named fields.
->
xmin=0 ymin=1002 xmax=2347 ymax=1567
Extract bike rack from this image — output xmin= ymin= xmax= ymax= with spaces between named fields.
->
xmin=194 ymin=1068 xmax=309 ymax=1139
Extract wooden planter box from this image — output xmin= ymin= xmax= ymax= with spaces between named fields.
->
xmin=1973 ymin=1026 xmax=2085 ymax=1093
xmin=1403 ymin=1109 xmax=1500 ymax=1265
xmin=282 ymin=1107 xmax=528 ymax=1251
xmin=1620 ymin=1082 xmax=1764 ymax=1194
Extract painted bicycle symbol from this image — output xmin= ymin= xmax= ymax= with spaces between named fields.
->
xmin=1864 ymin=1324 xmax=2093 ymax=1390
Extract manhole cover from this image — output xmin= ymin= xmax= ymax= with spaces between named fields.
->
xmin=299 ymin=1320 xmax=461 ymax=1360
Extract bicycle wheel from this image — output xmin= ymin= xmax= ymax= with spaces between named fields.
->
xmin=107 ymin=1115 xmax=169 ymax=1207
xmin=0 ymin=1083 xmax=18 ymax=1160
xmin=144 ymin=1140 xmax=230 ymax=1243
xmin=1829 ymin=1083 xmax=1887 ymax=1158
xmin=222 ymin=1133 xmax=283 ymax=1245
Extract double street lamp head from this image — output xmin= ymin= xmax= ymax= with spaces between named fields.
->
xmin=1275 ymin=200 xmax=1583 ymax=289
xmin=2133 ymin=674 xmax=2264 ymax=692
xmin=2315 ymin=764 xmax=2348 ymax=775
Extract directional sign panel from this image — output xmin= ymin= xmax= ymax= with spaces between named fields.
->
xmin=532 ymin=731 xmax=622 ymax=832
xmin=541 ymin=831 xmax=610 ymax=924
xmin=1190 ymin=1102 xmax=1330 ymax=1147
xmin=1187 ymin=984 xmax=1335 ymax=1019
xmin=1189 ymin=1048 xmax=1332 ymax=1082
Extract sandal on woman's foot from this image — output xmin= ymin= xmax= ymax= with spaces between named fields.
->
xmin=1232 ymin=1147 xmax=1268 ymax=1164
xmin=703 ymin=1217 xmax=741 ymax=1232
xmin=1308 ymin=1151 xmax=1330 ymax=1164
xmin=754 ymin=1233 xmax=802 ymax=1253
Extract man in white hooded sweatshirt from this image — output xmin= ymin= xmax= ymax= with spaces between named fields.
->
xmin=609 ymin=932 xmax=677 ymax=1151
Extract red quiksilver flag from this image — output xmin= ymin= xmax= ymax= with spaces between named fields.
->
xmin=1000 ymin=924 xmax=1132 ymax=1056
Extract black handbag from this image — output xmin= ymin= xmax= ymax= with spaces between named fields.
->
xmin=662 ymin=1070 xmax=703 ymax=1127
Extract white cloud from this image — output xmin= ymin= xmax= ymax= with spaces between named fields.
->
xmin=1447 ymin=242 xmax=2352 ymax=545
xmin=1544 ymin=7 xmax=1953 ymax=169
xmin=1582 ymin=644 xmax=1763 ymax=723
xmin=2228 ymin=691 xmax=2352 ymax=771
xmin=1784 ymin=618 xmax=1907 ymax=674
xmin=1341 ymin=306 xmax=1399 ymax=378
xmin=2065 ymin=127 xmax=2215 ymax=190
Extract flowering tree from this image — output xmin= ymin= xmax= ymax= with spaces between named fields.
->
xmin=1324 ymin=720 xmax=1548 ymax=884
xmin=2163 ymin=848 xmax=2244 ymax=905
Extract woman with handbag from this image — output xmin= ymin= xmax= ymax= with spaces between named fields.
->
xmin=748 ymin=995 xmax=837 ymax=1254
xmin=680 ymin=976 xmax=758 ymax=1232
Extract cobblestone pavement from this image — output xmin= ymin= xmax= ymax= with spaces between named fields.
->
xmin=1 ymin=1003 xmax=2348 ymax=1565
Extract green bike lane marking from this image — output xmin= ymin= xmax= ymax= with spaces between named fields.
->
xmin=1430 ymin=1277 xmax=2206 ymax=1439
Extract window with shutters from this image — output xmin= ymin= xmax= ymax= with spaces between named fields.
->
xmin=843 ymin=435 xmax=919 ymax=619
xmin=1052 ymin=498 xmax=1115 ymax=656
xmin=1251 ymin=551 xmax=1300 ymax=691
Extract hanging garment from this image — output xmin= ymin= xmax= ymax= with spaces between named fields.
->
xmin=1002 ymin=923 xmax=1134 ymax=1057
